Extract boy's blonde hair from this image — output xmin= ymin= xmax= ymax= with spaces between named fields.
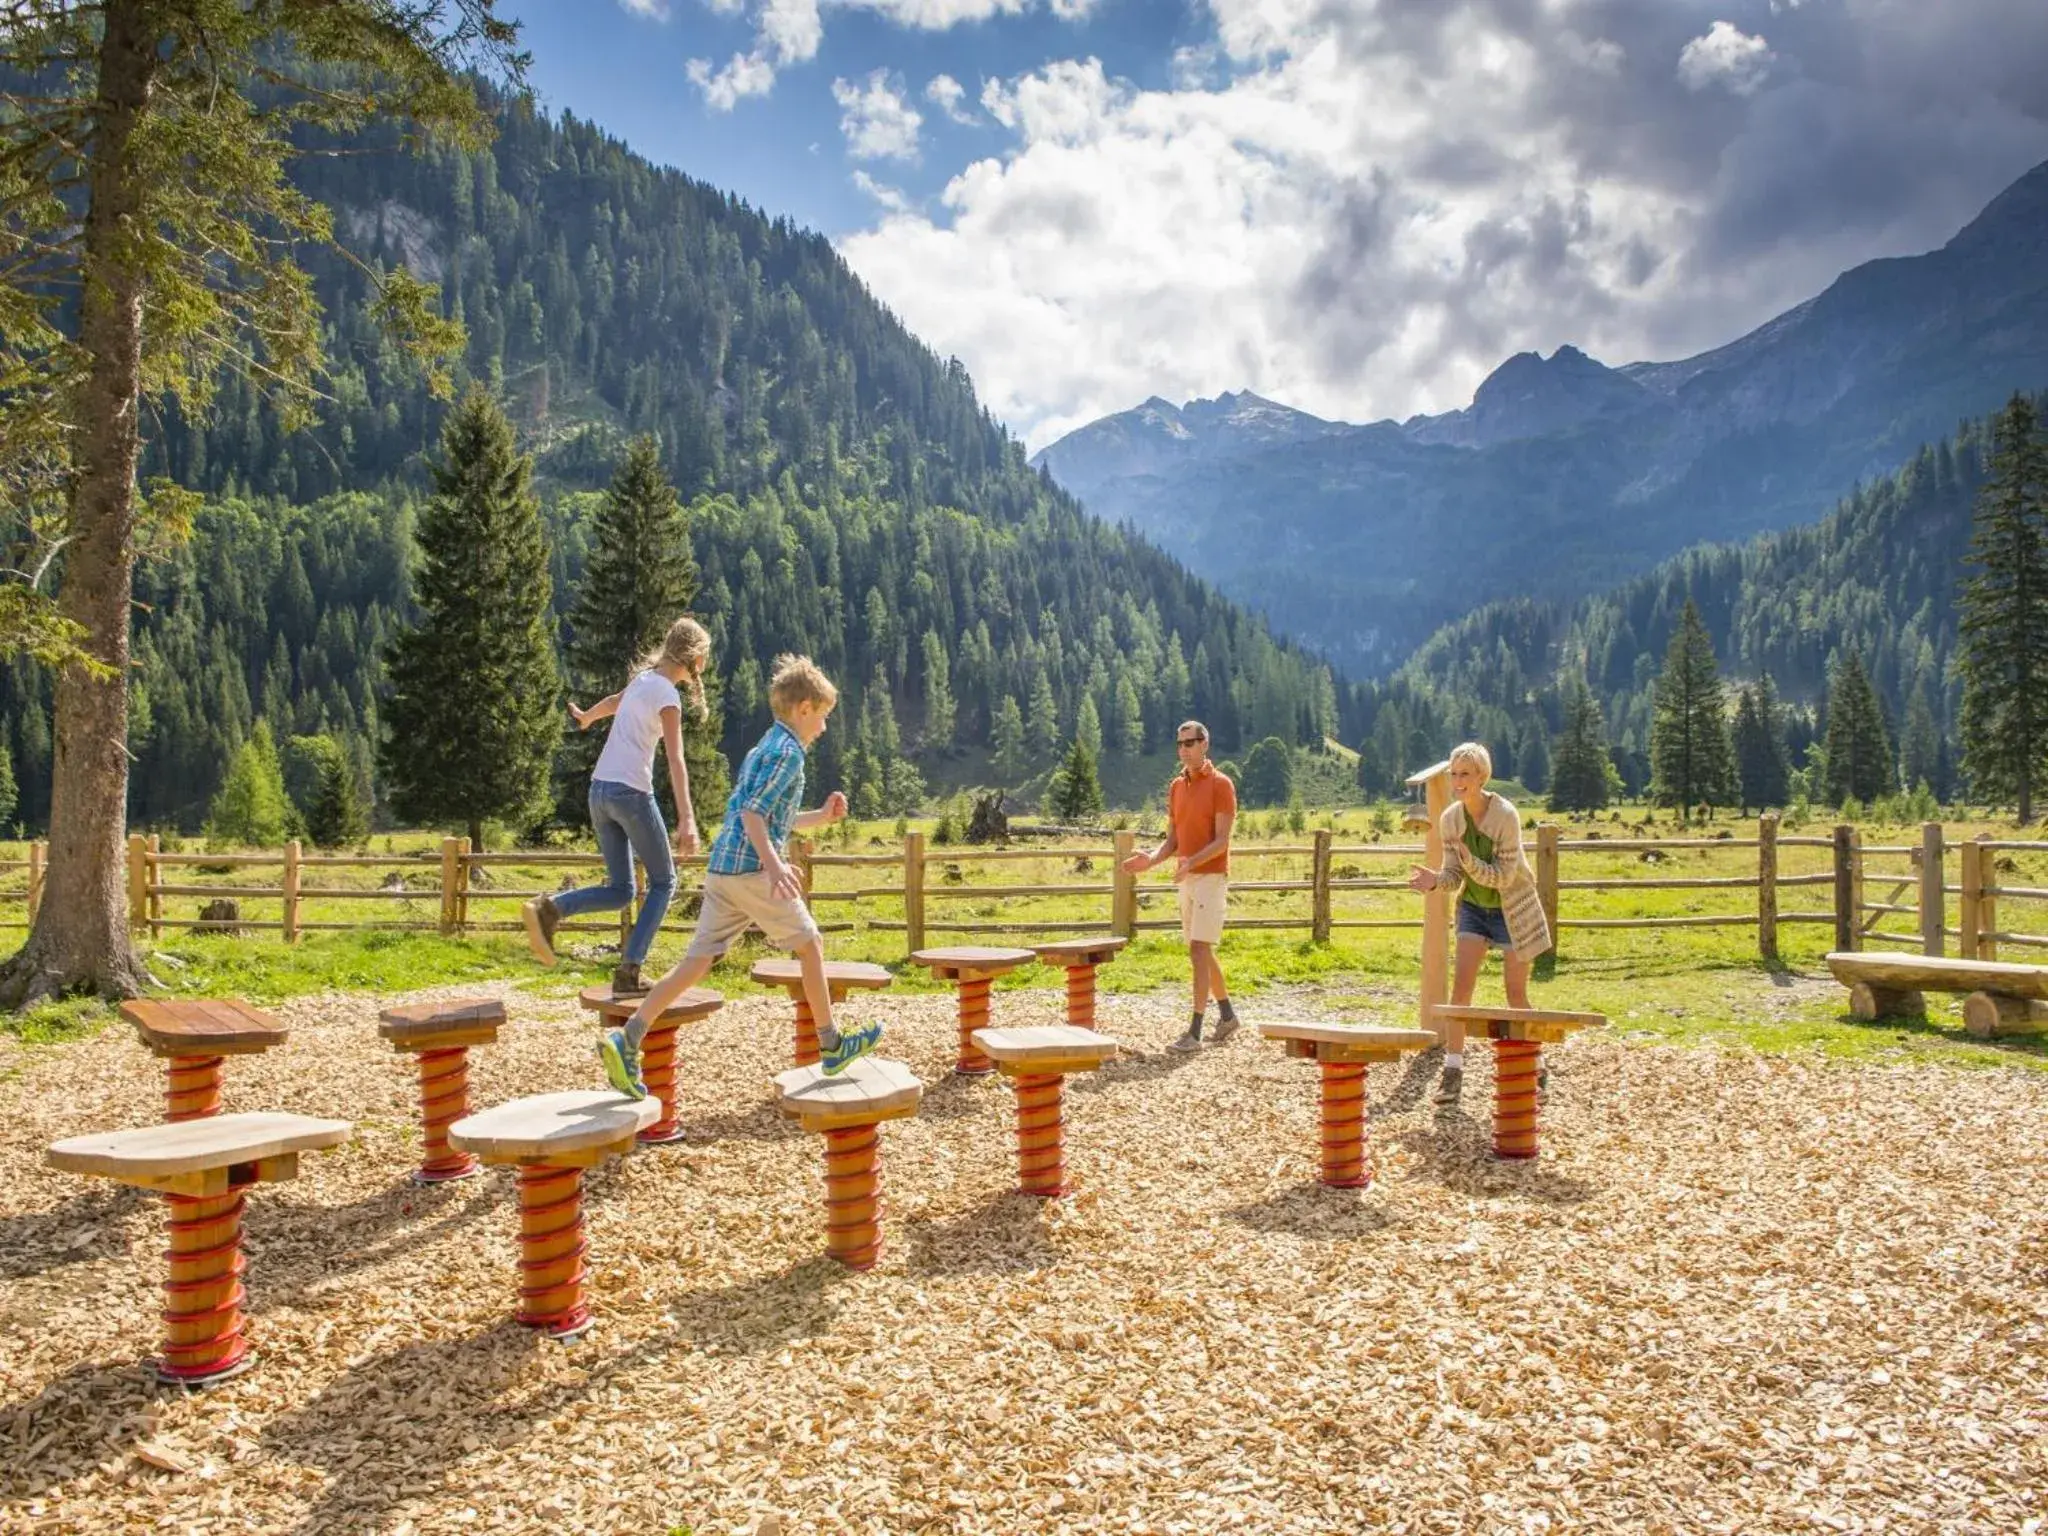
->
xmin=768 ymin=653 xmax=838 ymax=716
xmin=1448 ymin=740 xmax=1493 ymax=781
xmin=637 ymin=616 xmax=712 ymax=714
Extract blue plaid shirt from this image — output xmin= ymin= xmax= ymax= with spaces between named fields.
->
xmin=707 ymin=720 xmax=807 ymax=875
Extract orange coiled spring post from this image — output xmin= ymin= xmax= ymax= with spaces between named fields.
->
xmin=954 ymin=977 xmax=994 ymax=1075
xmin=158 ymin=1189 xmax=250 ymax=1384
xmin=1493 ymin=1040 xmax=1541 ymax=1160
xmin=637 ymin=1020 xmax=685 ymax=1144
xmin=413 ymin=1046 xmax=479 ymax=1182
xmin=1063 ymin=965 xmax=1097 ymax=1029
xmin=822 ymin=1122 xmax=883 ymax=1270
xmin=1317 ymin=1061 xmax=1372 ymax=1189
xmin=165 ymin=1055 xmax=224 ymax=1122
xmin=515 ymin=1164 xmax=593 ymax=1339
xmin=1014 ymin=1072 xmax=1069 ymax=1198
xmin=791 ymin=993 xmax=821 ymax=1069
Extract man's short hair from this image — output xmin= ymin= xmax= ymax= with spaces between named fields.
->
xmin=1176 ymin=719 xmax=1209 ymax=742
xmin=768 ymin=654 xmax=838 ymax=715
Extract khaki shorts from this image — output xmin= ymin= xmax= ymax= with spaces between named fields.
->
xmin=1177 ymin=872 xmax=1228 ymax=946
xmin=684 ymin=871 xmax=822 ymax=961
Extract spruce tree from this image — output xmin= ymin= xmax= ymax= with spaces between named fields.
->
xmin=1076 ymin=694 xmax=1103 ymax=759
xmin=1026 ymin=672 xmax=1061 ymax=761
xmin=1899 ymin=683 xmax=1943 ymax=797
xmin=1548 ymin=679 xmax=1610 ymax=813
xmin=1046 ymin=737 xmax=1104 ymax=822
xmin=920 ymin=629 xmax=955 ymax=753
xmin=1958 ymin=393 xmax=2048 ymax=821
xmin=1822 ymin=652 xmax=1895 ymax=806
xmin=1732 ymin=674 xmax=1791 ymax=813
xmin=0 ymin=735 xmax=15 ymax=832
xmin=207 ymin=722 xmax=294 ymax=847
xmin=991 ymin=695 xmax=1028 ymax=783
xmin=381 ymin=388 xmax=561 ymax=849
xmin=563 ymin=435 xmax=726 ymax=833
xmin=1648 ymin=599 xmax=1735 ymax=816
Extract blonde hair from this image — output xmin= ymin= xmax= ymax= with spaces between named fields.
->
xmin=1448 ymin=740 xmax=1493 ymax=781
xmin=637 ymin=616 xmax=711 ymax=714
xmin=768 ymin=653 xmax=838 ymax=716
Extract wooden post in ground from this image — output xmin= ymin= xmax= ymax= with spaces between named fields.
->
xmin=903 ymin=830 xmax=926 ymax=957
xmin=1833 ymin=824 xmax=1862 ymax=953
xmin=127 ymin=833 xmax=147 ymax=932
xmin=282 ymin=839 xmax=302 ymax=945
xmin=1920 ymin=821 xmax=1944 ymax=957
xmin=1111 ymin=830 xmax=1137 ymax=937
xmin=455 ymin=838 xmax=472 ymax=935
xmin=1407 ymin=761 xmax=1453 ymax=1041
xmin=1981 ymin=835 xmax=2000 ymax=961
xmin=1959 ymin=837 xmax=1985 ymax=961
xmin=28 ymin=839 xmax=45 ymax=925
xmin=1757 ymin=813 xmax=1779 ymax=962
xmin=439 ymin=837 xmax=461 ymax=937
xmin=1535 ymin=823 xmax=1559 ymax=960
xmin=146 ymin=835 xmax=162 ymax=935
xmin=1311 ymin=828 xmax=1333 ymax=944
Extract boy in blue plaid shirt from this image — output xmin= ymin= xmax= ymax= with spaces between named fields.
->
xmin=601 ymin=654 xmax=883 ymax=1096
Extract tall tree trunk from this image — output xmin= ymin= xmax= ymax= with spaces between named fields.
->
xmin=0 ymin=4 xmax=155 ymax=1005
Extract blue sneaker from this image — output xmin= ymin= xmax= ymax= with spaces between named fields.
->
xmin=820 ymin=1020 xmax=883 ymax=1077
xmin=599 ymin=1028 xmax=646 ymax=1099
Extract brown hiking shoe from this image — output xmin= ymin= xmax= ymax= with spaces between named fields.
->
xmin=1210 ymin=1014 xmax=1241 ymax=1045
xmin=610 ymin=962 xmax=649 ymax=997
xmin=522 ymin=895 xmax=561 ymax=966
xmin=1433 ymin=1064 xmax=1464 ymax=1107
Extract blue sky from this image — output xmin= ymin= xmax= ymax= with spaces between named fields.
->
xmin=511 ymin=1 xmax=2048 ymax=449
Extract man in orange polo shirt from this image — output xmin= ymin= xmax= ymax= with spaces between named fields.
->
xmin=1121 ymin=719 xmax=1239 ymax=1052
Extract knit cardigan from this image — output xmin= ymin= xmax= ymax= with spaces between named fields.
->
xmin=1432 ymin=794 xmax=1552 ymax=961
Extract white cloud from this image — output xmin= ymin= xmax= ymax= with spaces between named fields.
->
xmin=926 ymin=73 xmax=978 ymax=125
xmin=1677 ymin=21 xmax=1775 ymax=96
xmin=833 ymin=70 xmax=924 ymax=160
xmin=618 ymin=0 xmax=670 ymax=17
xmin=853 ymin=170 xmax=916 ymax=214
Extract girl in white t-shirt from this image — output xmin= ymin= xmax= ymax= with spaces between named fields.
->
xmin=522 ymin=616 xmax=709 ymax=995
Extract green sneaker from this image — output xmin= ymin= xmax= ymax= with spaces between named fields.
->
xmin=820 ymin=1020 xmax=883 ymax=1076
xmin=599 ymin=1028 xmax=646 ymax=1099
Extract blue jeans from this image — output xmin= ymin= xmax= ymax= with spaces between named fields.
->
xmin=1455 ymin=897 xmax=1512 ymax=950
xmin=552 ymin=780 xmax=675 ymax=965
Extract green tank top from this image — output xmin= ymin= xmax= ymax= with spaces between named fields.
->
xmin=1459 ymin=805 xmax=1503 ymax=910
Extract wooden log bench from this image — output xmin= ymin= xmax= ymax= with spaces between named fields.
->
xmin=1825 ymin=951 xmax=2048 ymax=1037
xmin=447 ymin=1090 xmax=660 ymax=1341
xmin=121 ymin=1000 xmax=288 ymax=1122
xmin=971 ymin=1025 xmax=1119 ymax=1198
xmin=749 ymin=958 xmax=894 ymax=1067
xmin=46 ymin=1112 xmax=353 ymax=1385
xmin=1257 ymin=1022 xmax=1437 ymax=1188
xmin=1030 ymin=936 xmax=1129 ymax=1030
xmin=774 ymin=1057 xmax=923 ymax=1270
xmin=910 ymin=946 xmax=1037 ymax=1075
xmin=377 ymin=998 xmax=507 ymax=1183
xmin=1431 ymin=1005 xmax=1606 ymax=1161
xmin=577 ymin=984 xmax=723 ymax=1143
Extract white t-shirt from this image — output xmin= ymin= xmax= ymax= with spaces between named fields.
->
xmin=592 ymin=670 xmax=682 ymax=794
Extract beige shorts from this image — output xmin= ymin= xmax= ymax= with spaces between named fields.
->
xmin=1177 ymin=872 xmax=1228 ymax=946
xmin=684 ymin=871 xmax=822 ymax=961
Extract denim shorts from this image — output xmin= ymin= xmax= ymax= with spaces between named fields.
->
xmin=1455 ymin=898 xmax=1512 ymax=949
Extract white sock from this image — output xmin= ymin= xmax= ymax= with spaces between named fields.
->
xmin=1444 ymin=1052 xmax=1463 ymax=1069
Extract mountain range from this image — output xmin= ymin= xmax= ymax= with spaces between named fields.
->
xmin=1033 ymin=159 xmax=2048 ymax=675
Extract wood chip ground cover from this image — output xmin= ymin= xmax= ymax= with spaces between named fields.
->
xmin=2 ymin=977 xmax=2044 ymax=1533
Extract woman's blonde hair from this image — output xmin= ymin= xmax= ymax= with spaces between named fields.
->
xmin=637 ymin=616 xmax=711 ymax=714
xmin=768 ymin=653 xmax=838 ymax=715
xmin=1448 ymin=740 xmax=1493 ymax=781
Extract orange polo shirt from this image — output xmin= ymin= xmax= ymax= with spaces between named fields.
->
xmin=1169 ymin=761 xmax=1236 ymax=876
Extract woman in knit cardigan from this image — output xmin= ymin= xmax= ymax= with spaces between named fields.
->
xmin=1407 ymin=741 xmax=1552 ymax=1107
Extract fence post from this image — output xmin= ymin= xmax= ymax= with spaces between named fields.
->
xmin=1756 ymin=813 xmax=1778 ymax=962
xmin=1832 ymin=823 xmax=1861 ymax=952
xmin=1959 ymin=837 xmax=1983 ymax=962
xmin=147 ymin=835 xmax=161 ymax=935
xmin=439 ymin=836 xmax=461 ymax=937
xmin=456 ymin=837 xmax=472 ymax=935
xmin=283 ymin=839 xmax=302 ymax=945
xmin=1535 ymin=823 xmax=1559 ymax=960
xmin=28 ymin=839 xmax=45 ymax=925
xmin=1919 ymin=821 xmax=1944 ymax=957
xmin=1981 ymin=834 xmax=1999 ymax=962
xmin=1112 ymin=830 xmax=1136 ymax=938
xmin=127 ymin=833 xmax=146 ymax=932
xmin=904 ymin=830 xmax=926 ymax=955
xmin=1311 ymin=828 xmax=1333 ymax=944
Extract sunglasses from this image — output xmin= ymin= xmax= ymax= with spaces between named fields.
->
xmin=1176 ymin=736 xmax=1206 ymax=747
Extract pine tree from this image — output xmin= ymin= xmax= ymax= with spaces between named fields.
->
xmin=1820 ymin=652 xmax=1895 ymax=805
xmin=1958 ymin=393 xmax=2048 ymax=821
xmin=287 ymin=733 xmax=368 ymax=848
xmin=991 ymin=694 xmax=1028 ymax=783
xmin=1899 ymin=682 xmax=1943 ymax=797
xmin=1732 ymin=673 xmax=1792 ymax=813
xmin=562 ymin=435 xmax=726 ymax=832
xmin=1113 ymin=675 xmax=1145 ymax=758
xmin=1548 ymin=679 xmax=1611 ymax=813
xmin=1026 ymin=672 xmax=1061 ymax=761
xmin=920 ymin=629 xmax=955 ymax=753
xmin=1046 ymin=737 xmax=1104 ymax=822
xmin=1076 ymin=694 xmax=1103 ymax=759
xmin=208 ymin=722 xmax=294 ymax=846
xmin=0 ymin=735 xmax=15 ymax=831
xmin=1648 ymin=599 xmax=1735 ymax=816
xmin=1515 ymin=718 xmax=1551 ymax=794
xmin=381 ymin=388 xmax=561 ymax=849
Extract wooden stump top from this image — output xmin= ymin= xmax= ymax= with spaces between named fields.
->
xmin=775 ymin=1057 xmax=924 ymax=1131
xmin=47 ymin=1112 xmax=351 ymax=1185
xmin=1259 ymin=1020 xmax=1439 ymax=1053
xmin=449 ymin=1090 xmax=659 ymax=1163
xmin=1030 ymin=936 xmax=1130 ymax=967
xmin=1825 ymin=950 xmax=2048 ymax=1000
xmin=971 ymin=1024 xmax=1118 ymax=1073
xmin=1431 ymin=1004 xmax=1605 ymax=1044
xmin=378 ymin=997 xmax=507 ymax=1049
xmin=576 ymin=984 xmax=725 ymax=1023
xmin=121 ymin=999 xmax=287 ymax=1058
xmin=911 ymin=946 xmax=1037 ymax=981
xmin=749 ymin=958 xmax=894 ymax=993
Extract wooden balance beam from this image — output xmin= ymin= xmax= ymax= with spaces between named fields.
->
xmin=1431 ymin=1005 xmax=1605 ymax=1160
xmin=971 ymin=1025 xmax=1120 ymax=1198
xmin=1029 ymin=937 xmax=1128 ymax=1031
xmin=1825 ymin=951 xmax=2048 ymax=1037
xmin=910 ymin=946 xmax=1037 ymax=1075
xmin=121 ymin=1000 xmax=288 ymax=1122
xmin=775 ymin=1057 xmax=923 ymax=1270
xmin=377 ymin=998 xmax=507 ymax=1183
xmin=1258 ymin=1022 xmax=1436 ymax=1188
xmin=47 ymin=1112 xmax=353 ymax=1384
